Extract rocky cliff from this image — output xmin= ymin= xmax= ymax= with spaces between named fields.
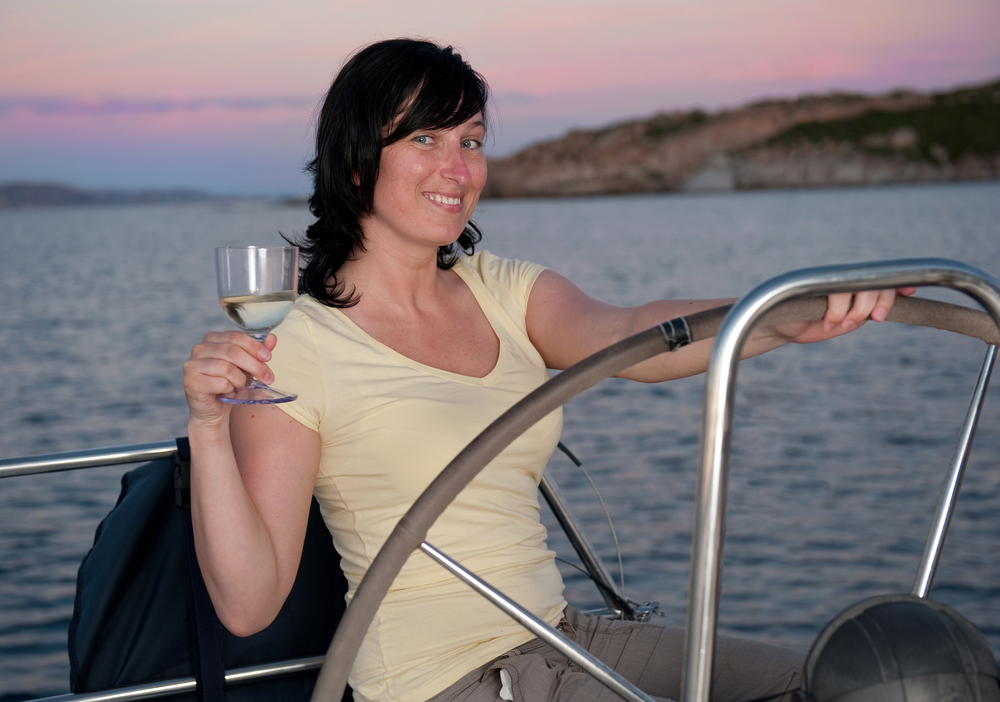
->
xmin=484 ymin=79 xmax=1000 ymax=198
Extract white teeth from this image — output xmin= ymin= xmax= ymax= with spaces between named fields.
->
xmin=427 ymin=194 xmax=461 ymax=205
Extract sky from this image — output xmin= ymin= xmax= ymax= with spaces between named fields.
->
xmin=2 ymin=0 xmax=999 ymax=197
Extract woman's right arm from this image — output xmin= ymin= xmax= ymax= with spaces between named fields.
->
xmin=183 ymin=331 xmax=320 ymax=636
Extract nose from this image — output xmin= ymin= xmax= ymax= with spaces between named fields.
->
xmin=440 ymin=142 xmax=472 ymax=184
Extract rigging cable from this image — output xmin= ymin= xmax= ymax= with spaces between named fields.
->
xmin=557 ymin=441 xmax=626 ymax=596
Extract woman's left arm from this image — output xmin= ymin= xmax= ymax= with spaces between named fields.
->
xmin=525 ymin=270 xmax=913 ymax=383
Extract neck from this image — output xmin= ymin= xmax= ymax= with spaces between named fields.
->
xmin=337 ymin=239 xmax=452 ymax=314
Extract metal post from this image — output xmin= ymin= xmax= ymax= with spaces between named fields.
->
xmin=912 ymin=343 xmax=996 ymax=597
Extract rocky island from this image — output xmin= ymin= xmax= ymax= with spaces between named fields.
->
xmin=484 ymin=78 xmax=1000 ymax=198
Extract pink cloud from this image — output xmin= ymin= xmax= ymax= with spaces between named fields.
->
xmin=2 ymin=0 xmax=998 ymax=189
xmin=0 ymin=98 xmax=314 ymax=148
xmin=476 ymin=0 xmax=999 ymax=98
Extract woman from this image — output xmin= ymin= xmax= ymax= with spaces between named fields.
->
xmin=184 ymin=39 xmax=908 ymax=702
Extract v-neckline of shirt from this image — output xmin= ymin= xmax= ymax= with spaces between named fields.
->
xmin=327 ymin=261 xmax=510 ymax=386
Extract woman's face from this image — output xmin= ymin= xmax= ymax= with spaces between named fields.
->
xmin=363 ymin=113 xmax=487 ymax=252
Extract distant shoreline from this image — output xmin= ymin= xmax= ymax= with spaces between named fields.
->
xmin=5 ymin=77 xmax=998 ymax=207
xmin=5 ymin=179 xmax=1000 ymax=212
xmin=0 ymin=183 xmax=304 ymax=209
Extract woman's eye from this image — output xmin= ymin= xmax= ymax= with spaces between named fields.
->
xmin=462 ymin=139 xmax=482 ymax=150
xmin=413 ymin=135 xmax=432 ymax=145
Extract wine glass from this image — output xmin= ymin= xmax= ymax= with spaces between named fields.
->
xmin=215 ymin=245 xmax=299 ymax=404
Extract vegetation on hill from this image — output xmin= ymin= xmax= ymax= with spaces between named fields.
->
xmin=485 ymin=77 xmax=1000 ymax=197
xmin=767 ymin=80 xmax=1000 ymax=164
xmin=642 ymin=110 xmax=710 ymax=140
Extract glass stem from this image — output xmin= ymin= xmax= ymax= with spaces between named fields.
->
xmin=247 ymin=332 xmax=269 ymax=387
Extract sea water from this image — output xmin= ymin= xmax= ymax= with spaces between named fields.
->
xmin=1 ymin=183 xmax=999 ymax=699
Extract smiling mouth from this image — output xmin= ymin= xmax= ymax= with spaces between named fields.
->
xmin=426 ymin=193 xmax=461 ymax=206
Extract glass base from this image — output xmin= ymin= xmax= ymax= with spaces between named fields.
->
xmin=219 ymin=380 xmax=297 ymax=405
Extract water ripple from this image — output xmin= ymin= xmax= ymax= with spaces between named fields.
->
xmin=3 ymin=187 xmax=1000 ymax=696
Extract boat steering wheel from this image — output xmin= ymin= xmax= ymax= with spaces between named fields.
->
xmin=311 ymin=261 xmax=1000 ymax=702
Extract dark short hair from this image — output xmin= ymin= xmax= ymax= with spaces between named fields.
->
xmin=289 ymin=38 xmax=490 ymax=307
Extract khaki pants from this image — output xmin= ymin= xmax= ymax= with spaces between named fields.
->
xmin=426 ymin=607 xmax=803 ymax=702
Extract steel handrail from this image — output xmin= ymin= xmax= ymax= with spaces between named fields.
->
xmin=683 ymin=259 xmax=1000 ymax=702
xmin=5 ymin=452 xmax=632 ymax=698
xmin=0 ymin=441 xmax=177 ymax=479
xmin=419 ymin=542 xmax=656 ymax=702
xmin=2 ymin=441 xmax=328 ymax=702
xmin=30 ymin=656 xmax=324 ymax=702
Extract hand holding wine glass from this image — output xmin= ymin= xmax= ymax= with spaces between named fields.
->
xmin=215 ymin=245 xmax=299 ymax=404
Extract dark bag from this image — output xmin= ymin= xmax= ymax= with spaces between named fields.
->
xmin=69 ymin=439 xmax=351 ymax=701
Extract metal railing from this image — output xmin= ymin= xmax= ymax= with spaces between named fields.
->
xmin=4 ymin=441 xmax=630 ymax=701
xmin=32 ymin=657 xmax=325 ymax=702
xmin=0 ymin=441 xmax=176 ymax=480
xmin=11 ymin=259 xmax=998 ymax=702
xmin=683 ymin=259 xmax=1000 ymax=702
xmin=3 ymin=442 xmax=328 ymax=701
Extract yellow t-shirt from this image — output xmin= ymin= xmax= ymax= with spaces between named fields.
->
xmin=269 ymin=251 xmax=567 ymax=702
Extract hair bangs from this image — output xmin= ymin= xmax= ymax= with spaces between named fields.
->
xmin=385 ymin=48 xmax=489 ymax=146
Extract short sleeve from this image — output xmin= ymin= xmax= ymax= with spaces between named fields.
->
xmin=463 ymin=250 xmax=546 ymax=320
xmin=267 ymin=302 xmax=327 ymax=433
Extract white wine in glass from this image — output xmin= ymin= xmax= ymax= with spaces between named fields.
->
xmin=215 ymin=245 xmax=299 ymax=404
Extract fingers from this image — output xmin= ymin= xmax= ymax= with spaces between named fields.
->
xmin=787 ymin=286 xmax=918 ymax=347
xmin=214 ymin=331 xmax=275 ymax=368
xmin=823 ymin=293 xmax=853 ymax=331
xmin=824 ymin=288 xmax=907 ymax=330
xmin=183 ymin=331 xmax=276 ymax=416
xmin=869 ymin=288 xmax=898 ymax=322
